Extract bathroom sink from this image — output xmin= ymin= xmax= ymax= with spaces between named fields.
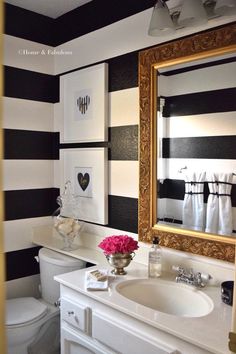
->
xmin=116 ymin=278 xmax=214 ymax=317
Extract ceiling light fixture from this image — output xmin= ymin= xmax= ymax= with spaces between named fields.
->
xmin=178 ymin=0 xmax=208 ymax=27
xmin=148 ymin=0 xmax=175 ymax=36
xmin=214 ymin=0 xmax=236 ymax=15
xmin=148 ymin=0 xmax=235 ymax=37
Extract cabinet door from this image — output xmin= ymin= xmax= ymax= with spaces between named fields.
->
xmin=92 ymin=312 xmax=179 ymax=354
xmin=61 ymin=324 xmax=116 ymax=354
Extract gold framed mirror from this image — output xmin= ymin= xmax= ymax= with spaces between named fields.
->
xmin=139 ymin=22 xmax=236 ymax=262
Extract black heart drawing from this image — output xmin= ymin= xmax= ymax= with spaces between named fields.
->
xmin=77 ymin=95 xmax=90 ymax=115
xmin=77 ymin=173 xmax=90 ymax=191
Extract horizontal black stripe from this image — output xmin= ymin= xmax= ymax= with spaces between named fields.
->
xmin=108 ymin=51 xmax=138 ymax=92
xmin=159 ymin=179 xmax=236 ymax=207
xmin=162 ymin=88 xmax=236 ymax=117
xmin=4 ymin=66 xmax=59 ymax=103
xmin=4 ymin=130 xmax=59 ymax=160
xmin=163 ymin=136 xmax=236 ymax=159
xmin=161 ymin=56 xmax=236 ymax=76
xmin=5 ymin=194 xmax=138 ymax=280
xmin=4 ymin=52 xmax=137 ymax=106
xmin=60 ymin=142 xmax=108 ymax=149
xmin=5 ymin=1 xmax=154 ymax=46
xmin=5 ymin=3 xmax=55 ymax=46
xmin=6 ymin=246 xmax=42 ymax=281
xmin=4 ymin=188 xmax=59 ymax=221
xmin=4 ymin=188 xmax=137 ymax=236
xmin=59 ymin=125 xmax=138 ymax=161
xmin=108 ymin=195 xmax=138 ymax=233
xmin=158 ymin=179 xmax=185 ymax=200
xmin=53 ymin=0 xmax=154 ymax=46
xmin=109 ymin=125 xmax=138 ymax=160
xmin=158 ymin=217 xmax=182 ymax=225
xmin=60 ymin=50 xmax=138 ymax=93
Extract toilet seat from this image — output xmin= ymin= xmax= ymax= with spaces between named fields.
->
xmin=6 ymin=297 xmax=48 ymax=328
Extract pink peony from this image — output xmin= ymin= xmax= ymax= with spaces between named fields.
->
xmin=98 ymin=235 xmax=139 ymax=255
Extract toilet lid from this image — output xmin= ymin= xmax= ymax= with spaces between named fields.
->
xmin=6 ymin=297 xmax=48 ymax=326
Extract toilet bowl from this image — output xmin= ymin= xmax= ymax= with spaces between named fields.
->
xmin=6 ymin=248 xmax=86 ymax=354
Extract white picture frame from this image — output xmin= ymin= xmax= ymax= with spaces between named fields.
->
xmin=60 ymin=148 xmax=108 ymax=225
xmin=60 ymin=63 xmax=108 ymax=143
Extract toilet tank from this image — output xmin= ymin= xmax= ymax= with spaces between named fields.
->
xmin=38 ymin=248 xmax=86 ymax=305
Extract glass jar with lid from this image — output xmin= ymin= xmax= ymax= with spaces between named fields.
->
xmin=53 ymin=181 xmax=83 ymax=251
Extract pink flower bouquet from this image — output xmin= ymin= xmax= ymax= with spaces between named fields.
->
xmin=98 ymin=235 xmax=139 ymax=255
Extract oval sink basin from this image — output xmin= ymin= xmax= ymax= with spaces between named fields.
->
xmin=116 ymin=278 xmax=214 ymax=318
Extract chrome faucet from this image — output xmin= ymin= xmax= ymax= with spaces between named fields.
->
xmin=172 ymin=266 xmax=212 ymax=288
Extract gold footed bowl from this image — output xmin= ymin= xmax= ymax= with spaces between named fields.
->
xmin=106 ymin=253 xmax=135 ymax=275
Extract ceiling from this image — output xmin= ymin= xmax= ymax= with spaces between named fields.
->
xmin=4 ymin=0 xmax=93 ymax=18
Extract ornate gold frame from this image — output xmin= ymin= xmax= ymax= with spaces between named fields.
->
xmin=139 ymin=23 xmax=236 ymax=263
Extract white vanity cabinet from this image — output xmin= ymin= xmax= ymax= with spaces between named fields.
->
xmin=61 ymin=324 xmax=114 ymax=354
xmin=59 ymin=285 xmax=214 ymax=354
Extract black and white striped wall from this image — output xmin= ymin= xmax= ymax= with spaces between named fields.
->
xmin=3 ymin=1 xmax=236 ymax=297
xmin=3 ymin=29 xmax=59 ymax=296
xmin=157 ymin=57 xmax=236 ymax=232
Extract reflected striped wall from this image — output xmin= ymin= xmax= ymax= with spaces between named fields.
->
xmin=157 ymin=58 xmax=236 ymax=232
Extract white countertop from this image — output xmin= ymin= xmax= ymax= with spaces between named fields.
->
xmin=55 ymin=264 xmax=232 ymax=354
xmin=33 ymin=225 xmax=232 ymax=354
xmin=33 ymin=225 xmax=106 ymax=265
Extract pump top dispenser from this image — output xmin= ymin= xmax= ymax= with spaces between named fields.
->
xmin=148 ymin=236 xmax=162 ymax=278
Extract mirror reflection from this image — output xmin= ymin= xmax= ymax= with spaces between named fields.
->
xmin=156 ymin=53 xmax=236 ymax=237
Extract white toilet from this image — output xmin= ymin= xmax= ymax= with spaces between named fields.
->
xmin=6 ymin=247 xmax=86 ymax=354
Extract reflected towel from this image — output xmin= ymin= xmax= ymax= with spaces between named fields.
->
xmin=205 ymin=172 xmax=233 ymax=235
xmin=182 ymin=171 xmax=206 ymax=230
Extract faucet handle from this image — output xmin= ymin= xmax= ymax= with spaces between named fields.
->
xmin=195 ymin=272 xmax=212 ymax=287
xmin=172 ymin=265 xmax=185 ymax=274
xmin=200 ymin=272 xmax=212 ymax=282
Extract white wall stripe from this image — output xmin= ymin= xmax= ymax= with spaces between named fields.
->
xmin=109 ymin=161 xmax=138 ymax=198
xmin=54 ymin=87 xmax=139 ymax=133
xmin=164 ymin=112 xmax=236 ymax=138
xmin=4 ymin=34 xmax=54 ymax=75
xmin=164 ymin=159 xmax=236 ymax=181
xmin=53 ymin=160 xmax=60 ymax=189
xmin=6 ymin=274 xmax=40 ymax=299
xmin=84 ymin=222 xmax=138 ymax=241
xmin=157 ymin=198 xmax=236 ymax=234
xmin=109 ymin=88 xmax=139 ymax=127
xmin=3 ymin=160 xmax=54 ymax=190
xmin=54 ymin=9 xmax=234 ymax=75
xmin=3 ymin=97 xmax=54 ymax=132
xmin=4 ymin=216 xmax=52 ymax=253
xmin=157 ymin=198 xmax=185 ymax=223
xmin=53 ymin=102 xmax=61 ymax=133
xmin=159 ymin=61 xmax=236 ymax=96
xmin=54 ymin=160 xmax=139 ymax=198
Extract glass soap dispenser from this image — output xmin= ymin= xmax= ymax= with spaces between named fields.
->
xmin=148 ymin=236 xmax=162 ymax=278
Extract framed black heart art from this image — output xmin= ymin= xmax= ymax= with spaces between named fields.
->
xmin=60 ymin=148 xmax=108 ymax=225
